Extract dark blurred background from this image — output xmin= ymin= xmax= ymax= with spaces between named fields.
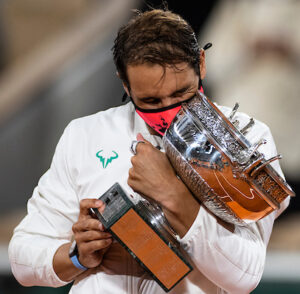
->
xmin=0 ymin=0 xmax=299 ymax=293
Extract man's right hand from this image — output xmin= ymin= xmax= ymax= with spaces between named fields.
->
xmin=53 ymin=199 xmax=112 ymax=282
xmin=72 ymin=199 xmax=113 ymax=269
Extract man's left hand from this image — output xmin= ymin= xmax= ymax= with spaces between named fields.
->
xmin=128 ymin=133 xmax=200 ymax=237
xmin=128 ymin=133 xmax=179 ymax=209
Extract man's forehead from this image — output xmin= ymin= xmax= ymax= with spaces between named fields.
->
xmin=127 ymin=63 xmax=196 ymax=93
xmin=127 ymin=62 xmax=191 ymax=75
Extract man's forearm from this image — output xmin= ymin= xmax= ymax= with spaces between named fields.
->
xmin=162 ymin=177 xmax=200 ymax=237
xmin=162 ymin=177 xmax=234 ymax=237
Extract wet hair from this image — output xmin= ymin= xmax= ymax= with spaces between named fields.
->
xmin=112 ymin=9 xmax=200 ymax=88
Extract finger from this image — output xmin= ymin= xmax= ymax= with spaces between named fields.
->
xmin=99 ymin=222 xmax=106 ymax=231
xmin=134 ymin=139 xmax=154 ymax=155
xmin=136 ymin=133 xmax=151 ymax=145
xmin=79 ymin=199 xmax=104 ymax=220
xmin=136 ymin=133 xmax=145 ymax=142
xmin=128 ymin=167 xmax=135 ymax=179
xmin=128 ymin=165 xmax=143 ymax=183
xmin=127 ymin=177 xmax=143 ymax=195
xmin=73 ymin=218 xmax=104 ymax=233
xmin=76 ymin=230 xmax=112 ymax=243
xmin=80 ymin=238 xmax=113 ymax=254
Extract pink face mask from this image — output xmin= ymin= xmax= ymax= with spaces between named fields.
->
xmin=134 ymin=87 xmax=204 ymax=136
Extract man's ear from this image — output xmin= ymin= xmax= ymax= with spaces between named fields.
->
xmin=122 ymin=82 xmax=130 ymax=97
xmin=199 ymin=49 xmax=207 ymax=80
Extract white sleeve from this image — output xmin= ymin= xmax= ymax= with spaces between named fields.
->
xmin=179 ymin=120 xmax=290 ymax=294
xmin=8 ymin=122 xmax=79 ymax=287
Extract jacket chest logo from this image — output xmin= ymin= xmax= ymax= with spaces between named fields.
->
xmin=96 ymin=150 xmax=118 ymax=168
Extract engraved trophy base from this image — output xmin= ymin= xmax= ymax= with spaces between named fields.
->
xmin=91 ymin=183 xmax=192 ymax=292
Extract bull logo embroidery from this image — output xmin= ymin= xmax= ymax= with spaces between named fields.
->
xmin=96 ymin=150 xmax=118 ymax=168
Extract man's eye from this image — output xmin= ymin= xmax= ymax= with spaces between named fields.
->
xmin=171 ymin=88 xmax=193 ymax=98
xmin=172 ymin=93 xmax=184 ymax=98
xmin=144 ymin=99 xmax=160 ymax=104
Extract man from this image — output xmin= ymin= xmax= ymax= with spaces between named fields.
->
xmin=9 ymin=9 xmax=289 ymax=294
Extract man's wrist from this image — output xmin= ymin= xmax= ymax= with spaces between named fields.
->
xmin=70 ymin=254 xmax=88 ymax=271
xmin=163 ymin=178 xmax=200 ymax=236
xmin=163 ymin=177 xmax=194 ymax=213
xmin=69 ymin=240 xmax=88 ymax=271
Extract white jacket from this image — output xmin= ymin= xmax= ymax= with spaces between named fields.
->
xmin=9 ymin=102 xmax=289 ymax=294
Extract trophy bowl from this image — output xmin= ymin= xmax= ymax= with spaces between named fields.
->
xmin=163 ymin=91 xmax=295 ymax=225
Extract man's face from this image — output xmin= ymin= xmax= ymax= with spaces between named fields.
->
xmin=125 ymin=62 xmax=200 ymax=110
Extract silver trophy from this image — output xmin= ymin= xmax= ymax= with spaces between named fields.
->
xmin=163 ymin=91 xmax=295 ymax=225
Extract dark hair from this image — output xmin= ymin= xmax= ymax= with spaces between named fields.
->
xmin=112 ymin=9 xmax=200 ymax=88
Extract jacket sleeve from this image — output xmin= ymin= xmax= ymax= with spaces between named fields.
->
xmin=8 ymin=122 xmax=79 ymax=287
xmin=179 ymin=120 xmax=290 ymax=294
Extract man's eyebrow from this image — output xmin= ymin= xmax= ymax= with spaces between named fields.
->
xmin=138 ymin=85 xmax=192 ymax=100
xmin=170 ymin=85 xmax=191 ymax=96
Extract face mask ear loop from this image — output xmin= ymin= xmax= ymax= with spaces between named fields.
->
xmin=203 ymin=42 xmax=212 ymax=51
xmin=198 ymin=42 xmax=212 ymax=93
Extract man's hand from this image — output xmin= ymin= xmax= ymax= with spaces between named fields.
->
xmin=128 ymin=134 xmax=179 ymax=208
xmin=72 ymin=199 xmax=112 ymax=269
xmin=128 ymin=133 xmax=200 ymax=237
xmin=53 ymin=199 xmax=112 ymax=282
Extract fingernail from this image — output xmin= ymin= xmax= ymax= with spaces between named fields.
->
xmin=137 ymin=133 xmax=144 ymax=141
xmin=98 ymin=206 xmax=105 ymax=214
xmin=99 ymin=223 xmax=104 ymax=231
xmin=95 ymin=200 xmax=102 ymax=206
